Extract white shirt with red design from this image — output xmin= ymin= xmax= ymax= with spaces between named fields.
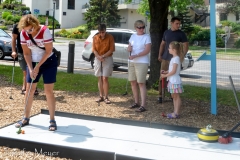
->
xmin=20 ymin=25 xmax=53 ymax=62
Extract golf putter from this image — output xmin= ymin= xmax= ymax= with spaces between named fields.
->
xmin=9 ymin=59 xmax=16 ymax=99
xmin=98 ymin=62 xmax=103 ymax=106
xmin=162 ymin=77 xmax=165 ymax=103
xmin=123 ymin=51 xmax=131 ymax=96
xmin=17 ymin=62 xmax=37 ymax=133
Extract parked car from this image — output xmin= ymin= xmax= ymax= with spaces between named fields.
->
xmin=0 ymin=29 xmax=13 ymax=60
xmin=82 ymin=28 xmax=194 ymax=70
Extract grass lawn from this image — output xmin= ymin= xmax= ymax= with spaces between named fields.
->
xmin=0 ymin=65 xmax=239 ymax=107
xmin=189 ymin=46 xmax=240 ymax=60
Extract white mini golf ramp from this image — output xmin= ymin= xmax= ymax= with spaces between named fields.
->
xmin=0 ymin=109 xmax=240 ymax=160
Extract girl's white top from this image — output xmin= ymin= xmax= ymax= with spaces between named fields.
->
xmin=168 ymin=56 xmax=182 ymax=84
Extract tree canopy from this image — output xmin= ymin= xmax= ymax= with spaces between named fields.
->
xmin=217 ymin=0 xmax=240 ymax=15
xmin=84 ymin=0 xmax=121 ymax=30
xmin=127 ymin=0 xmax=204 ymax=20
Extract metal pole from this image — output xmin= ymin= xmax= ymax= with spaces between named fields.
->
xmin=52 ymin=1 xmax=55 ymax=42
xmin=67 ymin=41 xmax=75 ymax=73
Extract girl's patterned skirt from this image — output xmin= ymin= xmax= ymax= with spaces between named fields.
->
xmin=167 ymin=81 xmax=184 ymax=93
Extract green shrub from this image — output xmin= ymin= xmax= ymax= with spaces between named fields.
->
xmin=234 ymin=39 xmax=240 ymax=48
xmin=6 ymin=14 xmax=13 ymax=21
xmin=82 ymin=32 xmax=90 ymax=39
xmin=2 ymin=11 xmax=11 ymax=19
xmin=12 ymin=15 xmax=21 ymax=23
xmin=20 ymin=6 xmax=30 ymax=12
xmin=216 ymin=37 xmax=224 ymax=48
xmin=0 ymin=26 xmax=8 ymax=30
xmin=2 ymin=4 xmax=7 ymax=9
xmin=232 ymin=25 xmax=240 ymax=33
xmin=220 ymin=20 xmax=234 ymax=27
xmin=216 ymin=28 xmax=225 ymax=35
xmin=4 ymin=20 xmax=14 ymax=25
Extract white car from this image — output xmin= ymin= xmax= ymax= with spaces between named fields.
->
xmin=82 ymin=28 xmax=194 ymax=70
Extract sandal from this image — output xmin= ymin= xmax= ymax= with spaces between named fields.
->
xmin=21 ymin=89 xmax=26 ymax=95
xmin=167 ymin=113 xmax=180 ymax=119
xmin=49 ymin=120 xmax=57 ymax=131
xmin=130 ymin=103 xmax=139 ymax=109
xmin=135 ymin=106 xmax=147 ymax=112
xmin=104 ymin=97 xmax=111 ymax=104
xmin=15 ymin=117 xmax=30 ymax=128
xmin=95 ymin=96 xmax=104 ymax=103
xmin=34 ymin=89 xmax=39 ymax=96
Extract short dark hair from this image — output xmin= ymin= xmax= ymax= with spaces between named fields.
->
xmin=171 ymin=17 xmax=181 ymax=23
xmin=98 ymin=24 xmax=106 ymax=31
xmin=22 ymin=10 xmax=31 ymax=16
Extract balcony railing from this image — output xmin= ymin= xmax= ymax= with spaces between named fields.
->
xmin=118 ymin=0 xmax=142 ymax=4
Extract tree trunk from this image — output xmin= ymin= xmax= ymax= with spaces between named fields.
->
xmin=148 ymin=0 xmax=170 ymax=88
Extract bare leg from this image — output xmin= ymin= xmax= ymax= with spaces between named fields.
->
xmin=22 ymin=71 xmax=27 ymax=90
xmin=44 ymin=83 xmax=56 ymax=130
xmin=103 ymin=76 xmax=109 ymax=98
xmin=138 ymin=83 xmax=147 ymax=107
xmin=98 ymin=76 xmax=104 ymax=97
xmin=174 ymin=93 xmax=181 ymax=115
xmin=15 ymin=82 xmax=37 ymax=127
xmin=131 ymin=80 xmax=139 ymax=104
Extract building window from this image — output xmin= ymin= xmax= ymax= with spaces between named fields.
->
xmin=68 ymin=0 xmax=75 ymax=10
xmin=56 ymin=0 xmax=59 ymax=10
xmin=220 ymin=13 xmax=227 ymax=21
xmin=236 ymin=13 xmax=239 ymax=21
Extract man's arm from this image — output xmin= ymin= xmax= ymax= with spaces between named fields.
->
xmin=158 ymin=40 xmax=165 ymax=61
xmin=183 ymin=42 xmax=189 ymax=55
xmin=11 ymin=34 xmax=18 ymax=59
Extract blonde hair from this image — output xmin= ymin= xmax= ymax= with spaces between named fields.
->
xmin=169 ymin=41 xmax=185 ymax=63
xmin=17 ymin=14 xmax=40 ymax=31
xmin=134 ymin=20 xmax=145 ymax=28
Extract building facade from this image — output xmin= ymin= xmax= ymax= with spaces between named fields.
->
xmin=21 ymin=0 xmax=148 ymax=31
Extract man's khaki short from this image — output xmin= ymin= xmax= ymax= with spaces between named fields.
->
xmin=18 ymin=53 xmax=27 ymax=71
xmin=128 ymin=62 xmax=148 ymax=83
xmin=94 ymin=56 xmax=113 ymax=77
xmin=159 ymin=60 xmax=170 ymax=79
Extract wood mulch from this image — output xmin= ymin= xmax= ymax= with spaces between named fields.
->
xmin=0 ymin=75 xmax=239 ymax=159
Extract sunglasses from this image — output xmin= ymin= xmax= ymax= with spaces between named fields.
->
xmin=136 ymin=26 xmax=145 ymax=29
xmin=25 ymin=27 xmax=34 ymax=33
xmin=99 ymin=31 xmax=106 ymax=34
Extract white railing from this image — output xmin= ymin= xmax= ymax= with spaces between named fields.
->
xmin=118 ymin=0 xmax=142 ymax=4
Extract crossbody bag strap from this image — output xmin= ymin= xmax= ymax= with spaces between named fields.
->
xmin=28 ymin=34 xmax=45 ymax=50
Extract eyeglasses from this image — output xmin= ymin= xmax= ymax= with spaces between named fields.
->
xmin=25 ymin=27 xmax=34 ymax=33
xmin=136 ymin=26 xmax=145 ymax=29
xmin=99 ymin=31 xmax=106 ymax=34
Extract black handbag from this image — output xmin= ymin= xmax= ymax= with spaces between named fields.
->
xmin=28 ymin=34 xmax=61 ymax=66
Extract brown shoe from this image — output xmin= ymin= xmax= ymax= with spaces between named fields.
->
xmin=96 ymin=96 xmax=104 ymax=103
xmin=104 ymin=97 xmax=111 ymax=104
xmin=130 ymin=103 xmax=139 ymax=109
xmin=135 ymin=106 xmax=147 ymax=112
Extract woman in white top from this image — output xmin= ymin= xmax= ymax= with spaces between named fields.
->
xmin=161 ymin=41 xmax=185 ymax=118
xmin=127 ymin=20 xmax=151 ymax=112
xmin=15 ymin=14 xmax=58 ymax=131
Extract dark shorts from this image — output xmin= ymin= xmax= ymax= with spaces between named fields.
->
xmin=26 ymin=54 xmax=58 ymax=84
xmin=18 ymin=53 xmax=27 ymax=71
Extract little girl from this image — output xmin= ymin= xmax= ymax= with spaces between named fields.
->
xmin=161 ymin=41 xmax=185 ymax=119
